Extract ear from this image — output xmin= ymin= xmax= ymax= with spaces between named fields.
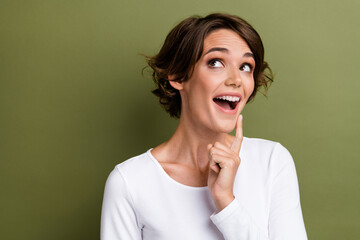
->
xmin=168 ymin=74 xmax=184 ymax=91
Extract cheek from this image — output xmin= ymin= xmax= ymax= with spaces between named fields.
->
xmin=244 ymin=77 xmax=255 ymax=99
xmin=250 ymin=80 xmax=255 ymax=94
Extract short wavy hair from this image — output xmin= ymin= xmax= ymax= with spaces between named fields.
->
xmin=146 ymin=13 xmax=273 ymax=118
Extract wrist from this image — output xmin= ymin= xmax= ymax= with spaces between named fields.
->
xmin=214 ymin=194 xmax=235 ymax=212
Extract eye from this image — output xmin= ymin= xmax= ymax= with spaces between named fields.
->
xmin=208 ymin=59 xmax=224 ymax=68
xmin=240 ymin=63 xmax=253 ymax=72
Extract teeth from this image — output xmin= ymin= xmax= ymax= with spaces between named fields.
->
xmin=215 ymin=96 xmax=240 ymax=102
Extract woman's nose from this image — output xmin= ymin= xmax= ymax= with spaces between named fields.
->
xmin=224 ymin=67 xmax=242 ymax=87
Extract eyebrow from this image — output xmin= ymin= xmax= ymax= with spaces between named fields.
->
xmin=204 ymin=47 xmax=229 ymax=55
xmin=243 ymin=52 xmax=254 ymax=59
xmin=204 ymin=47 xmax=255 ymax=60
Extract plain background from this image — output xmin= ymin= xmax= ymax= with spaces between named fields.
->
xmin=1 ymin=0 xmax=359 ymax=239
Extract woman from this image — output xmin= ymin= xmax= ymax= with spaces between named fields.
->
xmin=101 ymin=13 xmax=307 ymax=239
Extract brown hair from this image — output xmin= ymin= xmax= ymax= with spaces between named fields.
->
xmin=146 ymin=13 xmax=273 ymax=118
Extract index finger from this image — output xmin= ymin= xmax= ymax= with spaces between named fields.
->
xmin=231 ymin=114 xmax=243 ymax=153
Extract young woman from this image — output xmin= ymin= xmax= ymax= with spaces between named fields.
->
xmin=101 ymin=13 xmax=307 ymax=240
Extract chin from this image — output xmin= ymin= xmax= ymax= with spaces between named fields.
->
xmin=225 ymin=126 xmax=236 ymax=134
xmin=214 ymin=121 xmax=236 ymax=134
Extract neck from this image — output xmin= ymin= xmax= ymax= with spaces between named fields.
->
xmin=163 ymin=114 xmax=232 ymax=171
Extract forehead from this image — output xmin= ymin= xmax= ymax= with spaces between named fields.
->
xmin=203 ymin=29 xmax=251 ymax=53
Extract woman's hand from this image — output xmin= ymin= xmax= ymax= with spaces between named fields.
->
xmin=207 ymin=114 xmax=243 ymax=212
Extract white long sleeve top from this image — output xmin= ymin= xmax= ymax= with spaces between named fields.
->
xmin=101 ymin=137 xmax=307 ymax=239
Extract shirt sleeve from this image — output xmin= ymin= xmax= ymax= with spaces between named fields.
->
xmin=210 ymin=198 xmax=269 ymax=239
xmin=267 ymin=144 xmax=307 ymax=239
xmin=210 ymin=143 xmax=307 ymax=240
xmin=100 ymin=167 xmax=142 ymax=240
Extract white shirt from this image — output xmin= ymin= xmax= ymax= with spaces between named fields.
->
xmin=101 ymin=137 xmax=307 ymax=239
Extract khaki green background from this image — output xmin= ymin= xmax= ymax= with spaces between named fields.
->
xmin=1 ymin=0 xmax=359 ymax=239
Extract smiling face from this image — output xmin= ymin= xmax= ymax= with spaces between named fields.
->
xmin=170 ymin=29 xmax=255 ymax=134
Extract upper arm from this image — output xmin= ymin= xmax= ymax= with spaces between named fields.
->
xmin=100 ymin=167 xmax=142 ymax=240
xmin=268 ymin=144 xmax=307 ymax=240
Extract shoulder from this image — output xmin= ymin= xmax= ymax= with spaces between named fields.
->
xmin=115 ymin=150 xmax=152 ymax=172
xmin=105 ymin=149 xmax=159 ymax=191
xmin=242 ymin=137 xmax=294 ymax=168
xmin=242 ymin=136 xmax=282 ymax=156
xmin=110 ymin=150 xmax=157 ymax=181
xmin=243 ymin=136 xmax=290 ymax=152
xmin=243 ymin=136 xmax=278 ymax=149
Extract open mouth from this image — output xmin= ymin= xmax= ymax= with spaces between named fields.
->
xmin=213 ymin=96 xmax=240 ymax=111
